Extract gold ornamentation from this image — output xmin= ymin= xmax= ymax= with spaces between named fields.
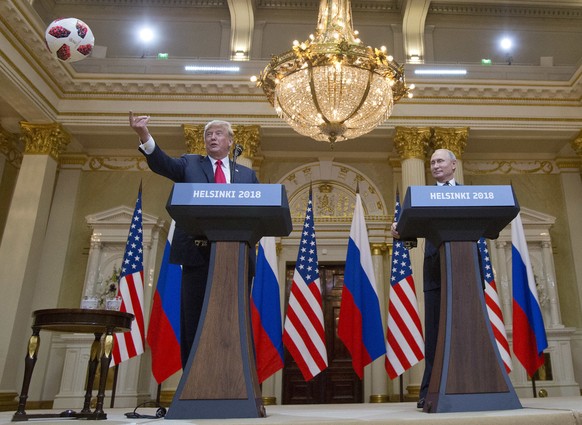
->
xmin=254 ymin=0 xmax=412 ymax=146
xmin=369 ymin=394 xmax=389 ymax=403
xmin=232 ymin=125 xmax=260 ymax=162
xmin=19 ymin=122 xmax=70 ymax=161
xmin=571 ymin=130 xmax=582 ymax=157
xmin=27 ymin=335 xmax=39 ymax=359
xmin=182 ymin=124 xmax=205 ymax=154
xmin=463 ymin=160 xmax=555 ymax=175
xmin=262 ymin=396 xmax=277 ymax=405
xmin=318 ymin=183 xmax=332 ymax=193
xmin=88 ymin=156 xmax=149 ymax=171
xmin=183 ymin=124 xmax=261 ymax=163
xmin=371 ymin=243 xmax=385 ymax=256
xmin=59 ymin=154 xmax=88 ymax=167
xmin=102 ymin=334 xmax=114 ymax=358
xmin=430 ymin=127 xmax=469 ymax=157
xmin=393 ymin=127 xmax=431 ymax=160
xmin=0 ymin=125 xmax=22 ymax=167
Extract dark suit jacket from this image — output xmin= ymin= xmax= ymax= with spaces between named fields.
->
xmin=141 ymin=144 xmax=260 ymax=266
xmin=422 ymin=182 xmax=461 ymax=292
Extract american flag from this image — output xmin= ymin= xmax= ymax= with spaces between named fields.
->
xmin=385 ymin=193 xmax=424 ymax=379
xmin=112 ymin=185 xmax=145 ymax=365
xmin=283 ymin=188 xmax=328 ymax=381
xmin=478 ymin=238 xmax=512 ymax=373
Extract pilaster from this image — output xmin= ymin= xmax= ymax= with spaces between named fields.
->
xmin=0 ymin=122 xmax=69 ymax=405
xmin=391 ymin=126 xmax=430 ymax=399
xmin=369 ymin=243 xmax=389 ymax=403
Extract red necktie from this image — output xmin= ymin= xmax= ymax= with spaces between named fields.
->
xmin=214 ymin=159 xmax=227 ymax=183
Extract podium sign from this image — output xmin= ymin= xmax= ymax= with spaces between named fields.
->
xmin=397 ymin=185 xmax=522 ymax=413
xmin=165 ymin=183 xmax=292 ymax=419
xmin=168 ymin=183 xmax=292 ymax=245
xmin=397 ymin=185 xmax=519 ymax=245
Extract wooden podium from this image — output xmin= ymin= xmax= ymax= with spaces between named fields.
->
xmin=164 ymin=183 xmax=292 ymax=419
xmin=397 ymin=185 xmax=522 ymax=413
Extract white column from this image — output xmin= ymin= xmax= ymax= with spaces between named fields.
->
xmin=369 ymin=244 xmax=388 ymax=402
xmin=0 ymin=154 xmax=58 ymax=396
xmin=399 ymin=157 xmax=427 ymax=398
xmin=492 ymin=240 xmax=512 ymax=328
xmin=83 ymin=239 xmax=104 ymax=299
xmin=28 ymin=165 xmax=83 ymax=402
xmin=541 ymin=241 xmax=563 ymax=328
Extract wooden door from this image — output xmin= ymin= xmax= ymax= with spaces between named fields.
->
xmin=282 ymin=264 xmax=362 ymax=404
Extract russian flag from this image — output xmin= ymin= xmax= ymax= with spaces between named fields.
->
xmin=338 ymin=192 xmax=386 ymax=378
xmin=251 ymin=236 xmax=284 ymax=383
xmin=146 ymin=221 xmax=182 ymax=384
xmin=511 ymin=213 xmax=548 ymax=377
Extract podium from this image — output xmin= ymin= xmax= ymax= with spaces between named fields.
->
xmin=397 ymin=185 xmax=522 ymax=413
xmin=165 ymin=183 xmax=292 ymax=419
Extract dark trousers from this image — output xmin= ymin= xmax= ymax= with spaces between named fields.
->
xmin=420 ymin=287 xmax=441 ymax=400
xmin=179 ymin=264 xmax=210 ymax=368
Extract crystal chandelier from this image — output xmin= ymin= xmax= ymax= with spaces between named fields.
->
xmin=253 ymin=0 xmax=413 ymax=147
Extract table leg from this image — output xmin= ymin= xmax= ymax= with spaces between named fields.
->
xmin=14 ymin=328 xmax=40 ymax=418
xmin=81 ymin=332 xmax=102 ymax=414
xmin=93 ymin=331 xmax=114 ymax=419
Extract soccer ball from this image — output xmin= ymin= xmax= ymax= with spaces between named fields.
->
xmin=45 ymin=17 xmax=94 ymax=63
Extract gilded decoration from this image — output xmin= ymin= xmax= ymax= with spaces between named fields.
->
xmin=87 ymin=156 xmax=149 ymax=171
xmin=463 ymin=160 xmax=556 ymax=175
xmin=281 ymin=161 xmax=388 ymax=223
xmin=19 ymin=122 xmax=70 ymax=161
xmin=393 ymin=127 xmax=431 ymax=160
xmin=0 ymin=125 xmax=22 ymax=167
xmin=183 ymin=123 xmax=261 ymax=164
xmin=571 ymin=130 xmax=582 ymax=158
xmin=430 ymin=127 xmax=468 ymax=157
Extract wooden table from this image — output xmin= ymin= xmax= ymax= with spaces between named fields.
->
xmin=12 ymin=308 xmax=134 ymax=421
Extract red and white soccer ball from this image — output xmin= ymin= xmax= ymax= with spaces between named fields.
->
xmin=45 ymin=17 xmax=94 ymax=63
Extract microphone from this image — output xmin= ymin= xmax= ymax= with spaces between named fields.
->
xmin=231 ymin=144 xmax=244 ymax=183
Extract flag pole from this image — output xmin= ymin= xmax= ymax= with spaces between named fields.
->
xmin=398 ymin=375 xmax=404 ymax=402
xmin=156 ymin=383 xmax=161 ymax=406
xmin=531 ymin=375 xmax=537 ymax=397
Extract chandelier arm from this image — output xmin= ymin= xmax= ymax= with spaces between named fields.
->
xmin=307 ymin=62 xmax=328 ymax=124
xmin=341 ymin=68 xmax=374 ymax=124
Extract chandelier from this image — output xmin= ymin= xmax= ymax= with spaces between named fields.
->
xmin=253 ymin=0 xmax=413 ymax=147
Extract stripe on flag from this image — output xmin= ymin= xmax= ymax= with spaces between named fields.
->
xmin=251 ymin=236 xmax=284 ymax=383
xmin=511 ymin=213 xmax=548 ymax=376
xmin=146 ymin=220 xmax=182 ymax=383
xmin=338 ymin=192 xmax=386 ymax=378
xmin=283 ymin=188 xmax=328 ymax=381
xmin=478 ymin=238 xmax=512 ymax=373
xmin=112 ymin=185 xmax=145 ymax=365
xmin=385 ymin=192 xmax=424 ymax=379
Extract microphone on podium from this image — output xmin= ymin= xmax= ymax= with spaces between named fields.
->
xmin=231 ymin=144 xmax=244 ymax=183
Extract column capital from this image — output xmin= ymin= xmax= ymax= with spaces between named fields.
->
xmin=182 ymin=124 xmax=205 ymax=154
xmin=19 ymin=122 xmax=70 ymax=161
xmin=393 ymin=127 xmax=431 ymax=160
xmin=571 ymin=130 xmax=582 ymax=158
xmin=430 ymin=127 xmax=469 ymax=158
xmin=0 ymin=125 xmax=22 ymax=166
xmin=371 ymin=243 xmax=386 ymax=256
xmin=182 ymin=123 xmax=261 ymax=165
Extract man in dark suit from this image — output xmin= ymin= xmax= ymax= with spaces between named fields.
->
xmin=129 ymin=111 xmax=259 ymax=367
xmin=391 ymin=148 xmax=458 ymax=409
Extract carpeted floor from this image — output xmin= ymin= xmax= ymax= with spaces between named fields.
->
xmin=1 ymin=397 xmax=581 ymax=425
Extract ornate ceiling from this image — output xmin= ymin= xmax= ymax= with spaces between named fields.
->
xmin=1 ymin=0 xmax=582 ymax=157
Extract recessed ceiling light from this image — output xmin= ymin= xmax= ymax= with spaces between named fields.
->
xmin=184 ymin=65 xmax=240 ymax=72
xmin=414 ymin=69 xmax=467 ymax=76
